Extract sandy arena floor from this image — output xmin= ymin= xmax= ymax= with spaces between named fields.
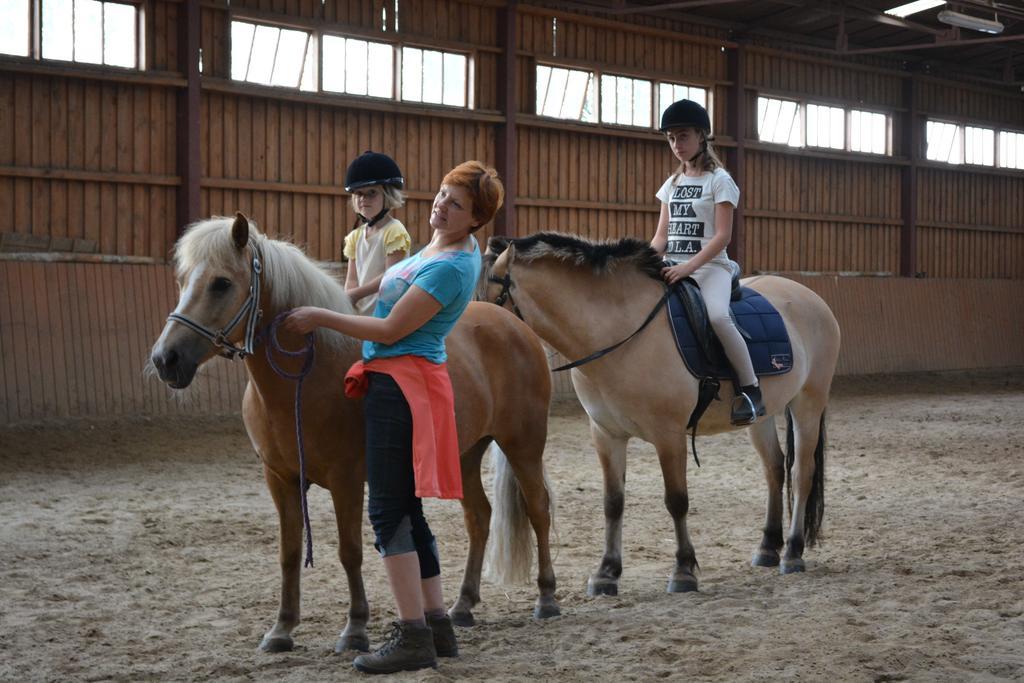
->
xmin=1 ymin=371 xmax=1023 ymax=682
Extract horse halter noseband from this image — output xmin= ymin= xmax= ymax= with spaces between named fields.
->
xmin=166 ymin=245 xmax=264 ymax=360
xmin=488 ymin=270 xmax=524 ymax=321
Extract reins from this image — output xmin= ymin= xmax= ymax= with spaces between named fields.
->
xmin=264 ymin=312 xmax=317 ymax=568
xmin=490 ymin=263 xmax=673 ymax=373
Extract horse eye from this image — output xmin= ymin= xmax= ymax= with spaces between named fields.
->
xmin=210 ymin=277 xmax=232 ymax=292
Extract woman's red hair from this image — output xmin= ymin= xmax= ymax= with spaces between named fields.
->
xmin=441 ymin=161 xmax=504 ymax=232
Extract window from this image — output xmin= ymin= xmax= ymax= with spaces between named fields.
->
xmin=964 ymin=126 xmax=995 ymax=166
xmin=600 ymin=74 xmax=651 ymax=127
xmin=658 ymin=82 xmax=707 ymax=122
xmin=230 ymin=21 xmax=315 ymax=91
xmin=757 ymin=96 xmax=801 ymax=147
xmin=322 ymin=35 xmax=393 ymax=98
xmin=850 ymin=109 xmax=888 ymax=155
xmin=0 ymin=0 xmax=30 ymax=57
xmin=926 ymin=120 xmax=963 ymax=164
xmin=401 ymin=47 xmax=467 ymax=107
xmin=536 ymin=65 xmax=596 ymax=122
xmin=998 ymin=131 xmax=1024 ymax=170
xmin=806 ymin=104 xmax=844 ymax=150
xmin=40 ymin=0 xmax=138 ymax=68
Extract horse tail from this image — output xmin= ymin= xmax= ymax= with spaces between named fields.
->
xmin=785 ymin=408 xmax=826 ymax=548
xmin=482 ymin=442 xmax=553 ymax=585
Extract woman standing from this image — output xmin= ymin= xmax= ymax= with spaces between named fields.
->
xmin=651 ymin=99 xmax=765 ymax=425
xmin=343 ymin=151 xmax=412 ymax=314
xmin=283 ymin=161 xmax=504 ymax=674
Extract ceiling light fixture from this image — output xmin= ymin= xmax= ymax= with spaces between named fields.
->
xmin=884 ymin=0 xmax=944 ymax=19
xmin=937 ymin=8 xmax=1005 ymax=34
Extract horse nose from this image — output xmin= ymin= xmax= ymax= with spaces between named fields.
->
xmin=152 ymin=348 xmax=179 ymax=381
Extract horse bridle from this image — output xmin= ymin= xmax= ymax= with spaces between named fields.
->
xmin=488 ymin=257 xmax=673 ymax=373
xmin=166 ymin=245 xmax=264 ymax=360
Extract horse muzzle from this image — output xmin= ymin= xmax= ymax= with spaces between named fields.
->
xmin=150 ymin=333 xmax=203 ymax=389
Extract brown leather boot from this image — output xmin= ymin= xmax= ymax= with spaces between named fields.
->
xmin=427 ymin=613 xmax=459 ymax=657
xmin=352 ymin=621 xmax=437 ymax=674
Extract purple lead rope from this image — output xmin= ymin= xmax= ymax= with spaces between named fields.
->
xmin=265 ymin=311 xmax=317 ymax=568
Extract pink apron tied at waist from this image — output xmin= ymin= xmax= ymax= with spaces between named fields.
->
xmin=345 ymin=356 xmax=463 ymax=500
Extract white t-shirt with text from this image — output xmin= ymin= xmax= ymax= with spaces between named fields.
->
xmin=655 ymin=167 xmax=739 ymax=266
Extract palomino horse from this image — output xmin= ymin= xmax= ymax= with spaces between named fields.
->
xmin=149 ymin=214 xmax=558 ymax=653
xmin=484 ymin=232 xmax=840 ymax=595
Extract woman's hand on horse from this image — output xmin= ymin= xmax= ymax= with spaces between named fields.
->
xmin=661 ymin=262 xmax=695 ymax=285
xmin=282 ymin=307 xmax=323 ymax=335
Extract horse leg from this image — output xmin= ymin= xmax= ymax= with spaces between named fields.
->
xmin=328 ymin=482 xmax=370 ymax=652
xmin=499 ymin=435 xmax=559 ymax=620
xmin=654 ymin=441 xmax=699 ymax=593
xmin=781 ymin=393 xmax=828 ymax=575
xmin=748 ymin=417 xmax=785 ymax=567
xmin=587 ymin=422 xmax=628 ymax=597
xmin=258 ymin=463 xmax=304 ymax=653
xmin=450 ymin=438 xmax=492 ymax=627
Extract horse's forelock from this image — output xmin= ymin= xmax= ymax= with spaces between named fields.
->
xmin=174 ymin=216 xmax=258 ymax=279
xmin=510 ymin=231 xmax=663 ymax=278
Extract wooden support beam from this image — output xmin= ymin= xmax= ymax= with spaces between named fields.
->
xmin=900 ymin=75 xmax=919 ymax=278
xmin=176 ymin=0 xmax=201 ymax=236
xmin=726 ymin=41 xmax=746 ymax=268
xmin=494 ymin=0 xmax=518 ymax=237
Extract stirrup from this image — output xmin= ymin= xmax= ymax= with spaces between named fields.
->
xmin=730 ymin=392 xmax=758 ymax=425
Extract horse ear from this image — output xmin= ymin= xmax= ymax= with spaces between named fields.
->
xmin=487 ymin=235 xmax=511 ymax=256
xmin=231 ymin=212 xmax=249 ymax=250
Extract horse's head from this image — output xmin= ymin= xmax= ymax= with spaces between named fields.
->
xmin=151 ymin=212 xmax=262 ymax=388
xmin=482 ymin=236 xmax=518 ymax=312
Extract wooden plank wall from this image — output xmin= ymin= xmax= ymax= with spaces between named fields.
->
xmin=2 ymin=0 xmax=1024 ymax=423
xmin=0 ymin=259 xmax=247 ymax=424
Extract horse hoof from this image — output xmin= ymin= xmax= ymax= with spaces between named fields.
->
xmin=751 ymin=550 xmax=780 ymax=568
xmin=449 ymin=610 xmax=475 ymax=627
xmin=780 ymin=559 xmax=806 ymax=575
xmin=666 ymin=577 xmax=699 ymax=593
xmin=586 ymin=578 xmax=618 ymax=597
xmin=334 ymin=634 xmax=370 ymax=653
xmin=258 ymin=635 xmax=294 ymax=653
xmin=533 ymin=602 xmax=561 ymax=620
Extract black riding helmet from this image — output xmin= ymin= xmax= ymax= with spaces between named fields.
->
xmin=344 ymin=151 xmax=404 ymax=192
xmin=659 ymin=99 xmax=711 ymax=134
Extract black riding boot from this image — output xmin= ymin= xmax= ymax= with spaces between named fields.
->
xmin=731 ymin=384 xmax=766 ymax=425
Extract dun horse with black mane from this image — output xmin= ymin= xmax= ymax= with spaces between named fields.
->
xmin=150 ymin=214 xmax=559 ymax=653
xmin=485 ymin=232 xmax=840 ymax=596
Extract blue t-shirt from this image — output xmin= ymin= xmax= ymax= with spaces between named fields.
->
xmin=363 ymin=237 xmax=482 ymax=363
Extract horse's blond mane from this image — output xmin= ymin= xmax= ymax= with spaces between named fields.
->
xmin=488 ymin=232 xmax=664 ymax=279
xmin=175 ymin=216 xmax=358 ymax=353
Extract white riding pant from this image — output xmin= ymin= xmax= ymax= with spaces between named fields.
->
xmin=691 ymin=261 xmax=757 ymax=387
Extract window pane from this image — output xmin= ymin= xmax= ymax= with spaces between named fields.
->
xmin=367 ymin=42 xmax=394 ymax=98
xmin=542 ymin=67 xmax=568 ymax=117
xmin=442 ymin=52 xmax=465 ymax=106
xmin=633 ymin=79 xmax=651 ymax=127
xmin=850 ymin=110 xmax=888 ymax=155
xmin=401 ymin=47 xmax=422 ymax=101
xmin=42 ymin=0 xmax=74 ymax=61
xmin=230 ymin=21 xmax=256 ymax=81
xmin=103 ymin=2 xmax=136 ymax=67
xmin=248 ymin=25 xmax=279 ymax=85
xmin=926 ymin=120 xmax=962 ymax=164
xmin=806 ymin=104 xmax=844 ymax=150
xmin=421 ymin=50 xmax=443 ymax=104
xmin=344 ymin=38 xmax=368 ymax=95
xmin=965 ymin=126 xmax=994 ymax=166
xmin=75 ymin=0 xmax=104 ymax=64
xmin=0 ymin=0 xmax=31 ymax=56
xmin=536 ymin=65 xmax=551 ymax=115
xmin=998 ymin=131 xmax=1024 ymax=169
xmin=600 ymin=75 xmax=617 ymax=123
xmin=299 ymin=40 xmax=315 ymax=92
xmin=758 ymin=96 xmax=800 ymax=147
xmin=271 ymin=28 xmax=308 ymax=88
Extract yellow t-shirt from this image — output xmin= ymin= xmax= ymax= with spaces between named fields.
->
xmin=342 ymin=218 xmax=412 ymax=314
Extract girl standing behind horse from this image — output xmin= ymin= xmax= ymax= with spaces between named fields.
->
xmin=652 ymin=99 xmax=764 ymax=425
xmin=284 ymin=161 xmax=504 ymax=674
xmin=343 ymin=151 xmax=412 ymax=314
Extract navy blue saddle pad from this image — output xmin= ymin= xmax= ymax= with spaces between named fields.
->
xmin=667 ymin=286 xmax=793 ymax=380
